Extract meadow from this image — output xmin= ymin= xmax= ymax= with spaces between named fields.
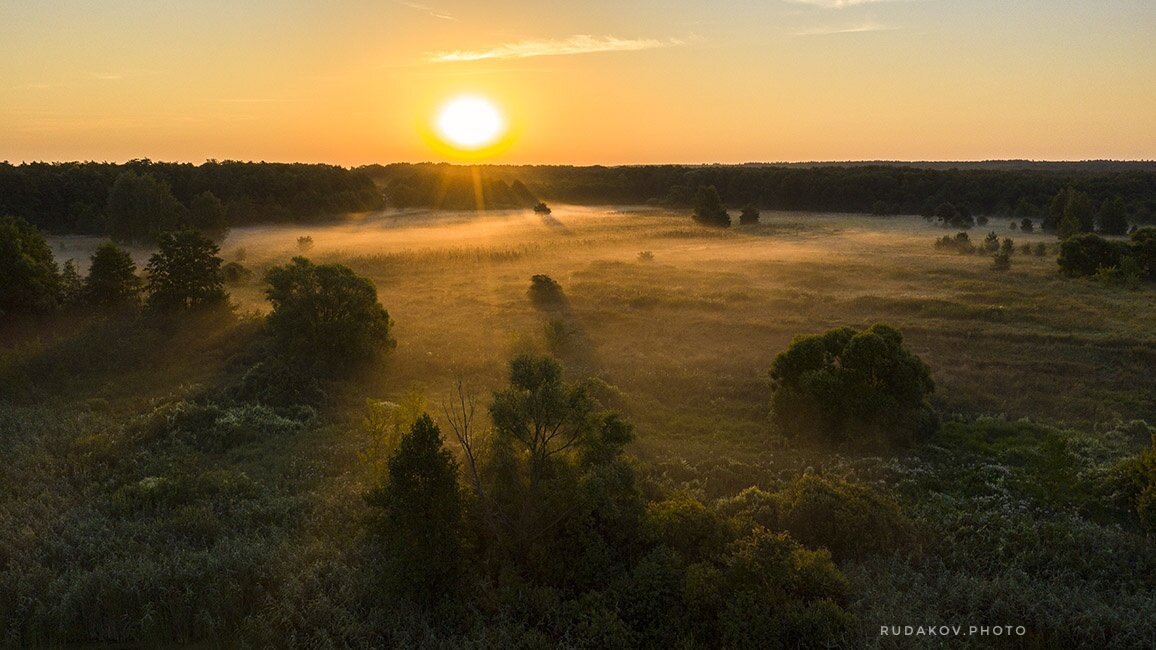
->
xmin=3 ymin=207 xmax=1154 ymax=647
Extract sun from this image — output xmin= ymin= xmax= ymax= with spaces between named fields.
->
xmin=434 ymin=95 xmax=506 ymax=151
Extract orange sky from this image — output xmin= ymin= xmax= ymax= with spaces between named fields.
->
xmin=1 ymin=0 xmax=1153 ymax=165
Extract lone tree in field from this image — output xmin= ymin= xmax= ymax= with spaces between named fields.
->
xmin=365 ymin=414 xmax=465 ymax=602
xmin=739 ymin=204 xmax=760 ymax=226
xmin=264 ymin=256 xmax=395 ymax=368
xmin=0 ymin=216 xmax=61 ymax=314
xmin=145 ymin=230 xmax=226 ymax=311
xmin=693 ymin=185 xmax=730 ymax=227
xmin=84 ymin=242 xmax=140 ymax=307
xmin=769 ymin=324 xmax=938 ymax=446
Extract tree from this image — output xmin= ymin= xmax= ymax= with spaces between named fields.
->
xmin=1020 ymin=218 xmax=1034 ymax=233
xmin=739 ymin=205 xmax=760 ymax=225
xmin=768 ymin=324 xmax=937 ymax=445
xmin=188 ymin=190 xmax=229 ymax=242
xmin=1057 ymin=233 xmax=1124 ymax=278
xmin=693 ymin=185 xmax=730 ymax=227
xmin=1057 ymin=188 xmax=1094 ymax=239
xmin=365 ymin=414 xmax=465 ymax=601
xmin=1130 ymin=227 xmax=1156 ymax=279
xmin=1097 ymin=197 xmax=1129 ymax=236
xmin=59 ymin=260 xmax=83 ymax=307
xmin=0 ymin=215 xmax=60 ymax=314
xmin=145 ymin=230 xmax=226 ymax=311
xmin=105 ymin=171 xmax=186 ymax=245
xmin=264 ymin=256 xmax=395 ymax=367
xmin=85 ymin=242 xmax=140 ymax=307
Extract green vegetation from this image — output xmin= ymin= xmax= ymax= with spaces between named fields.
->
xmin=0 ymin=215 xmax=60 ymax=314
xmin=769 ymin=324 xmax=938 ymax=446
xmin=84 ymin=242 xmax=141 ymax=307
xmin=2 ymin=206 xmax=1153 ymax=646
xmin=693 ymin=185 xmax=731 ymax=228
xmin=144 ymin=230 xmax=227 ymax=311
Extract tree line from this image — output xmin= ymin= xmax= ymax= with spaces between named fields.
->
xmin=0 ymin=160 xmax=383 ymax=238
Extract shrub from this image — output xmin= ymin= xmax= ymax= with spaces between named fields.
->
xmin=768 ymin=324 xmax=938 ymax=445
xmin=644 ymin=493 xmax=734 ymax=563
xmin=692 ymin=186 xmax=730 ymax=228
xmin=982 ymin=231 xmax=1000 ymax=253
xmin=528 ymin=274 xmax=565 ymax=306
xmin=1130 ymin=227 xmax=1156 ymax=279
xmin=296 ymin=235 xmax=314 ymax=251
xmin=992 ymin=251 xmax=1011 ymax=271
xmin=221 ymin=261 xmax=252 ymax=285
xmin=264 ymin=256 xmax=396 ymax=368
xmin=738 ymin=205 xmax=760 ymax=225
xmin=543 ymin=318 xmax=574 ymax=354
xmin=1034 ymin=242 xmax=1048 ymax=256
xmin=1020 ymin=217 xmax=1034 ymax=233
xmin=1057 ymin=233 xmax=1126 ymax=278
xmin=933 ymin=232 xmax=975 ymax=254
xmin=637 ymin=250 xmax=654 ymax=262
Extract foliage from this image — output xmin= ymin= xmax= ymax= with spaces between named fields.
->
xmin=1098 ymin=196 xmax=1129 ymax=236
xmin=188 ymin=190 xmax=229 ymax=241
xmin=1056 ymin=187 xmax=1095 ymax=239
xmin=528 ymin=273 xmax=565 ymax=306
xmin=933 ymin=231 xmax=975 ymax=254
xmin=982 ymin=230 xmax=1000 ymax=252
xmin=769 ymin=324 xmax=938 ymax=445
xmin=106 ymin=171 xmax=187 ymax=244
xmin=637 ymin=250 xmax=654 ymax=262
xmin=264 ymin=256 xmax=395 ymax=368
xmin=1056 ymin=233 xmax=1125 ymax=278
xmin=692 ymin=185 xmax=730 ymax=228
xmin=296 ymin=235 xmax=314 ymax=251
xmin=1111 ymin=428 xmax=1156 ymax=533
xmin=738 ymin=204 xmax=760 ymax=225
xmin=1130 ymin=227 xmax=1156 ymax=278
xmin=935 ymin=202 xmax=973 ymax=229
xmin=1020 ymin=217 xmax=1034 ymax=232
xmin=533 ymin=201 xmax=552 ymax=214
xmin=365 ymin=414 xmax=465 ymax=602
xmin=220 ymin=261 xmax=252 ymax=285
xmin=85 ymin=242 xmax=140 ymax=307
xmin=145 ymin=230 xmax=227 ymax=311
xmin=992 ymin=251 xmax=1011 ymax=271
xmin=0 ymin=215 xmax=61 ymax=314
xmin=59 ymin=259 xmax=83 ymax=307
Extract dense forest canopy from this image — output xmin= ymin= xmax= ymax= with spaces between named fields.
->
xmin=3 ymin=160 xmax=1155 ymax=239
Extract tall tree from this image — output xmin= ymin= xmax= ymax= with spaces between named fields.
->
xmin=85 ymin=242 xmax=140 ymax=307
xmin=1097 ymin=196 xmax=1129 ymax=236
xmin=0 ymin=215 xmax=60 ymax=314
xmin=365 ymin=414 xmax=465 ymax=602
xmin=188 ymin=190 xmax=229 ymax=242
xmin=105 ymin=171 xmax=186 ymax=245
xmin=1057 ymin=189 xmax=1094 ymax=239
xmin=144 ymin=230 xmax=226 ymax=311
xmin=693 ymin=185 xmax=730 ymax=227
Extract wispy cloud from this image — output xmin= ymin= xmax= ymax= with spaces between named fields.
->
xmin=787 ymin=0 xmax=907 ymax=8
xmin=428 ymin=34 xmax=685 ymax=63
xmin=394 ymin=0 xmax=455 ymax=21
xmin=796 ymin=21 xmax=899 ymax=36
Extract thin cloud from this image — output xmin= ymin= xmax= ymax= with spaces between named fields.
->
xmin=394 ymin=0 xmax=455 ymax=21
xmin=428 ymin=35 xmax=684 ymax=63
xmin=787 ymin=0 xmax=907 ymax=8
xmin=796 ymin=21 xmax=899 ymax=36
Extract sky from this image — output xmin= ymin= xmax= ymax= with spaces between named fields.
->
xmin=1 ymin=0 xmax=1154 ymax=165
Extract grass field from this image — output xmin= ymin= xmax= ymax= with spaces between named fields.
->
xmin=4 ymin=207 xmax=1154 ymax=647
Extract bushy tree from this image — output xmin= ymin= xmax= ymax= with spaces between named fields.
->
xmin=935 ymin=202 xmax=973 ymax=229
xmin=528 ymin=273 xmax=565 ymax=307
xmin=0 ymin=215 xmax=61 ymax=314
xmin=738 ymin=205 xmax=760 ymax=225
xmin=1130 ymin=227 xmax=1156 ymax=278
xmin=693 ymin=185 xmax=730 ymax=227
xmin=264 ymin=256 xmax=395 ymax=368
xmin=1057 ymin=233 xmax=1125 ymax=278
xmin=769 ymin=324 xmax=938 ymax=445
xmin=365 ymin=414 xmax=465 ymax=601
xmin=59 ymin=260 xmax=83 ymax=307
xmin=1020 ymin=217 xmax=1034 ymax=233
xmin=106 ymin=171 xmax=186 ymax=244
xmin=1057 ymin=188 xmax=1095 ymax=239
xmin=85 ymin=242 xmax=140 ymax=307
xmin=145 ymin=230 xmax=226 ymax=311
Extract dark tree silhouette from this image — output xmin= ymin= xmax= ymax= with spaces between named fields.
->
xmin=85 ymin=242 xmax=140 ymax=307
xmin=145 ymin=230 xmax=226 ymax=311
xmin=188 ymin=190 xmax=229 ymax=242
xmin=0 ymin=215 xmax=61 ymax=314
xmin=1098 ymin=197 xmax=1129 ymax=236
xmin=693 ymin=185 xmax=730 ymax=227
xmin=739 ymin=204 xmax=760 ymax=225
xmin=106 ymin=171 xmax=186 ymax=245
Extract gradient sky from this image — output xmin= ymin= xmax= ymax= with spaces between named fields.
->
xmin=2 ymin=0 xmax=1153 ymax=165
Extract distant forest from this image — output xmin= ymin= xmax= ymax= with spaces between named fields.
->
xmin=3 ymin=160 xmax=1155 ymax=237
xmin=367 ymin=163 xmax=1156 ymax=223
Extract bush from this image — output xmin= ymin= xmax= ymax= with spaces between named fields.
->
xmin=692 ymin=186 xmax=730 ymax=228
xmin=1131 ymin=227 xmax=1156 ymax=279
xmin=738 ymin=205 xmax=760 ymax=225
xmin=264 ymin=256 xmax=395 ymax=369
xmin=1057 ymin=233 xmax=1126 ymax=278
xmin=933 ymin=232 xmax=975 ymax=254
xmin=1034 ymin=242 xmax=1048 ymax=256
xmin=769 ymin=324 xmax=938 ymax=445
xmin=528 ymin=274 xmax=565 ymax=306
xmin=221 ymin=261 xmax=252 ymax=285
xmin=992 ymin=251 xmax=1011 ymax=271
xmin=637 ymin=250 xmax=654 ymax=263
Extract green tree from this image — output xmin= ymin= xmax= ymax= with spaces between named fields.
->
xmin=693 ymin=185 xmax=730 ymax=227
xmin=1097 ymin=196 xmax=1129 ymax=236
xmin=1057 ymin=233 xmax=1125 ymax=278
xmin=0 ymin=215 xmax=60 ymax=314
xmin=105 ymin=171 xmax=186 ymax=244
xmin=738 ymin=205 xmax=760 ymax=225
xmin=264 ymin=256 xmax=395 ymax=367
xmin=1130 ymin=227 xmax=1156 ymax=279
xmin=769 ymin=324 xmax=937 ymax=445
xmin=85 ymin=242 xmax=140 ymax=307
xmin=1057 ymin=188 xmax=1094 ymax=239
xmin=188 ymin=190 xmax=229 ymax=242
xmin=365 ymin=414 xmax=465 ymax=601
xmin=1020 ymin=217 xmax=1034 ymax=233
xmin=145 ymin=230 xmax=226 ymax=311
xmin=59 ymin=260 xmax=83 ymax=307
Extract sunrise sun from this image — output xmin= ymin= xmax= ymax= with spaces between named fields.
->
xmin=434 ymin=95 xmax=506 ymax=151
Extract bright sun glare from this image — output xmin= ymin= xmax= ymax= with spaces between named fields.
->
xmin=435 ymin=95 xmax=505 ymax=150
